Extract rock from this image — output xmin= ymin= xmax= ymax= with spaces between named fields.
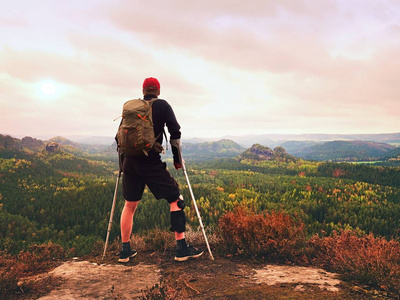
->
xmin=46 ymin=142 xmax=59 ymax=152
xmin=21 ymin=136 xmax=44 ymax=149
xmin=252 ymin=265 xmax=341 ymax=292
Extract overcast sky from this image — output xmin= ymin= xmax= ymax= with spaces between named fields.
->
xmin=1 ymin=0 xmax=399 ymax=140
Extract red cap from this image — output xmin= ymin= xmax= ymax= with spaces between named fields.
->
xmin=142 ymin=77 xmax=160 ymax=90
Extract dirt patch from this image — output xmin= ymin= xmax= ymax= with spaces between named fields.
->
xmin=29 ymin=252 xmax=392 ymax=300
xmin=156 ymin=253 xmax=377 ymax=300
xmin=38 ymin=259 xmax=160 ymax=299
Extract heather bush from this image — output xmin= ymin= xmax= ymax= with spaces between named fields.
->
xmin=218 ymin=206 xmax=307 ymax=262
xmin=18 ymin=242 xmax=65 ymax=274
xmin=309 ymin=230 xmax=400 ymax=294
xmin=0 ymin=242 xmax=65 ymax=297
xmin=218 ymin=207 xmax=400 ymax=294
xmin=141 ymin=278 xmax=188 ymax=300
xmin=182 ymin=225 xmax=219 ymax=249
xmin=0 ymin=253 xmax=18 ymax=295
xmin=142 ymin=229 xmax=176 ymax=253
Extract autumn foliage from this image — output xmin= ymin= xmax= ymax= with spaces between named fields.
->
xmin=218 ymin=206 xmax=400 ymax=295
xmin=309 ymin=230 xmax=400 ymax=294
xmin=218 ymin=206 xmax=307 ymax=262
xmin=0 ymin=242 xmax=65 ymax=296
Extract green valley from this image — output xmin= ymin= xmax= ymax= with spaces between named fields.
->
xmin=1 ymin=136 xmax=400 ymax=256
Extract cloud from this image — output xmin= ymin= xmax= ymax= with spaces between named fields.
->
xmin=1 ymin=0 xmax=399 ymax=138
xmin=104 ymin=1 xmax=339 ymax=71
xmin=104 ymin=0 xmax=400 ymax=79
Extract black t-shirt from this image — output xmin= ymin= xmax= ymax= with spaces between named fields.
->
xmin=144 ymin=95 xmax=181 ymax=144
xmin=137 ymin=95 xmax=181 ymax=159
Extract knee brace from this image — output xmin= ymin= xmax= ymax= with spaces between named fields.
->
xmin=170 ymin=210 xmax=186 ymax=233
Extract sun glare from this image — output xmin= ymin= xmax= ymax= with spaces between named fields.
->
xmin=40 ymin=82 xmax=57 ymax=96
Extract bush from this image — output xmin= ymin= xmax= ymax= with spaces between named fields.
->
xmin=17 ymin=242 xmax=65 ymax=274
xmin=141 ymin=278 xmax=188 ymax=300
xmin=142 ymin=229 xmax=176 ymax=253
xmin=0 ymin=242 xmax=65 ymax=297
xmin=309 ymin=230 xmax=400 ymax=294
xmin=0 ymin=253 xmax=18 ymax=295
xmin=218 ymin=206 xmax=306 ymax=262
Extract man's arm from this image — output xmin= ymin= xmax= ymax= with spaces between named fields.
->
xmin=164 ymin=102 xmax=181 ymax=140
xmin=170 ymin=139 xmax=182 ymax=169
xmin=164 ymin=102 xmax=182 ymax=169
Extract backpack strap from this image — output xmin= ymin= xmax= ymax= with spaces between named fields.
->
xmin=148 ymin=97 xmax=158 ymax=105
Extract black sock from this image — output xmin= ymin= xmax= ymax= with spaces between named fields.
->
xmin=177 ymin=238 xmax=187 ymax=250
xmin=122 ymin=242 xmax=130 ymax=251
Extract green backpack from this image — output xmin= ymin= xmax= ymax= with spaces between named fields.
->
xmin=116 ymin=98 xmax=160 ymax=156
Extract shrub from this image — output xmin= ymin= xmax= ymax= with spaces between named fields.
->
xmin=0 ymin=253 xmax=18 ymax=295
xmin=218 ymin=206 xmax=306 ymax=262
xmin=309 ymin=230 xmax=400 ymax=294
xmin=182 ymin=225 xmax=218 ymax=249
xmin=0 ymin=242 xmax=64 ymax=297
xmin=17 ymin=242 xmax=65 ymax=274
xmin=142 ymin=229 xmax=176 ymax=253
xmin=140 ymin=278 xmax=188 ymax=300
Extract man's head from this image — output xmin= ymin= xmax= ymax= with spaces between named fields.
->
xmin=142 ymin=77 xmax=160 ymax=96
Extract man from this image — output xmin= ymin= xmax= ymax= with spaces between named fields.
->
xmin=118 ymin=77 xmax=203 ymax=262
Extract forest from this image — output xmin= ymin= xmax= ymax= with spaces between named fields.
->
xmin=1 ymin=142 xmax=400 ymax=257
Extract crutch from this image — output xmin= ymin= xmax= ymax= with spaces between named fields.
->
xmin=102 ymin=152 xmax=123 ymax=259
xmin=182 ymin=160 xmax=215 ymax=261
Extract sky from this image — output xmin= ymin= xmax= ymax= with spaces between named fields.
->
xmin=1 ymin=0 xmax=399 ymax=141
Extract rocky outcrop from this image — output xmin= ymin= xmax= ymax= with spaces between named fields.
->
xmin=239 ymin=144 xmax=275 ymax=161
xmin=46 ymin=142 xmax=59 ymax=153
xmin=21 ymin=137 xmax=44 ymax=149
xmin=239 ymin=144 xmax=297 ymax=162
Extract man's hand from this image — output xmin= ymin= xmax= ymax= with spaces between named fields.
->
xmin=174 ymin=162 xmax=182 ymax=170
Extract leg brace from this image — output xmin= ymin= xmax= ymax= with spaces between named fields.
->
xmin=170 ymin=210 xmax=186 ymax=233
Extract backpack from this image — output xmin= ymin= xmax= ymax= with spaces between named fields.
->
xmin=116 ymin=98 xmax=160 ymax=156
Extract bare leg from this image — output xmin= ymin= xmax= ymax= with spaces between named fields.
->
xmin=120 ymin=200 xmax=139 ymax=243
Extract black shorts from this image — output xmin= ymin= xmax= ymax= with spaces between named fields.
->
xmin=122 ymin=155 xmax=180 ymax=203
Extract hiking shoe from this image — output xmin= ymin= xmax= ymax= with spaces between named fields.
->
xmin=118 ymin=249 xmax=137 ymax=263
xmin=174 ymin=245 xmax=203 ymax=262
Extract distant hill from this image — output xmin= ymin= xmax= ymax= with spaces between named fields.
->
xmin=3 ymin=134 xmax=399 ymax=163
xmin=0 ymin=134 xmax=79 ymax=152
xmin=183 ymin=139 xmax=244 ymax=153
xmin=289 ymin=140 xmax=396 ymax=161
xmin=47 ymin=136 xmax=80 ymax=147
xmin=55 ymin=132 xmax=400 ymax=148
xmin=0 ymin=134 xmax=22 ymax=150
xmin=0 ymin=135 xmax=243 ymax=162
xmin=178 ymin=139 xmax=245 ymax=161
xmin=21 ymin=136 xmax=44 ymax=149
xmin=385 ymin=147 xmax=400 ymax=160
xmin=0 ymin=134 xmax=46 ymax=155
xmin=279 ymin=140 xmax=319 ymax=154
xmin=222 ymin=132 xmax=400 ymax=147
xmin=46 ymin=136 xmax=116 ymax=158
xmin=64 ymin=135 xmax=115 ymax=145
xmin=0 ymin=134 xmax=116 ymax=160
